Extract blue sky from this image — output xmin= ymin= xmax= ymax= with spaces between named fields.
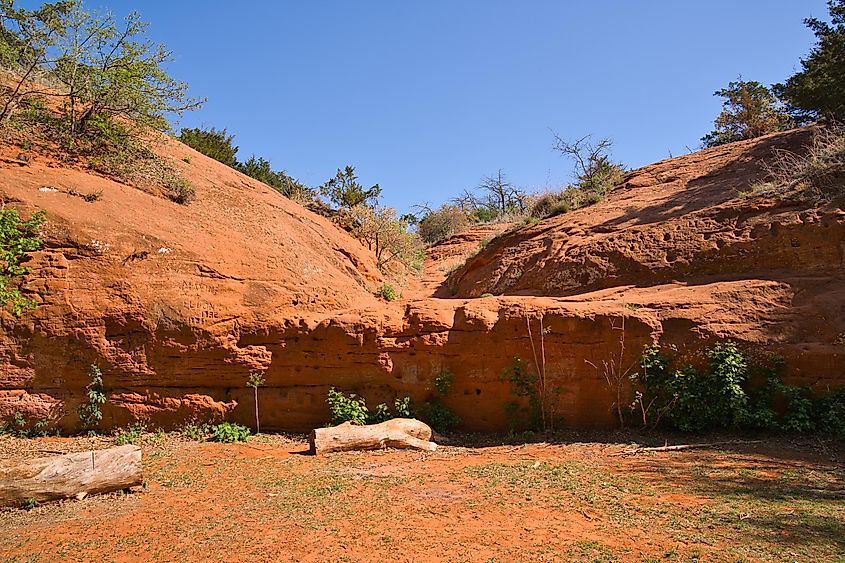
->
xmin=90 ymin=1 xmax=828 ymax=212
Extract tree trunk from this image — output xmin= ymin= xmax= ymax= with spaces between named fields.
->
xmin=0 ymin=445 xmax=143 ymax=507
xmin=310 ymin=418 xmax=437 ymax=455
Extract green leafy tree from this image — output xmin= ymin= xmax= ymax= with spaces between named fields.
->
xmin=50 ymin=4 xmax=203 ymax=141
xmin=349 ymin=204 xmax=421 ymax=272
xmin=775 ymin=0 xmax=845 ymax=123
xmin=701 ymin=79 xmax=794 ymax=147
xmin=320 ymin=165 xmax=381 ymax=209
xmin=0 ymin=208 xmax=44 ymax=315
xmin=0 ymin=0 xmax=72 ymax=121
xmin=178 ymin=126 xmax=238 ymax=167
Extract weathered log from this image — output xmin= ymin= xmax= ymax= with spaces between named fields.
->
xmin=310 ymin=418 xmax=437 ymax=455
xmin=0 ymin=444 xmax=143 ymax=507
xmin=618 ymin=440 xmax=763 ymax=456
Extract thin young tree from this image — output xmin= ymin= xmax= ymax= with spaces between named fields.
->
xmin=247 ymin=371 xmax=265 ymax=434
xmin=551 ymin=132 xmax=625 ymax=193
xmin=477 ymin=169 xmax=525 ymax=215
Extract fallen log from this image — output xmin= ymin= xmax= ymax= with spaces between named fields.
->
xmin=0 ymin=444 xmax=143 ymax=507
xmin=310 ymin=418 xmax=437 ymax=455
xmin=618 ymin=440 xmax=763 ymax=456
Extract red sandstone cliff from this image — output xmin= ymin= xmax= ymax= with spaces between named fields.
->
xmin=0 ymin=127 xmax=842 ymax=432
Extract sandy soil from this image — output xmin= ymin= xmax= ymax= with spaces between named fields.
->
xmin=1 ymin=432 xmax=843 ymax=562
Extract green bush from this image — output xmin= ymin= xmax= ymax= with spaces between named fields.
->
xmin=326 ymin=387 xmax=414 ymax=425
xmin=417 ymin=205 xmax=471 ymax=244
xmin=163 ymin=175 xmax=195 ymax=204
xmin=500 ymin=357 xmax=542 ymax=431
xmin=211 ymin=422 xmax=251 ymax=443
xmin=178 ymin=127 xmax=238 ymax=167
xmin=327 ymin=387 xmax=369 ymax=425
xmin=369 ymin=402 xmax=392 ymax=424
xmin=424 ymin=399 xmax=460 ymax=433
xmin=375 ymin=283 xmax=397 ymax=301
xmin=394 ymin=396 xmax=413 ymax=418
xmin=419 ymin=370 xmax=460 ymax=433
xmin=634 ymin=342 xmax=845 ymax=435
xmin=181 ymin=423 xmax=211 ymax=441
xmin=1 ymin=411 xmax=51 ymax=438
xmin=775 ymin=0 xmax=845 ymax=123
xmin=114 ymin=422 xmax=146 ymax=445
xmin=700 ymin=80 xmax=793 ymax=148
xmin=0 ymin=208 xmax=45 ymax=315
xmin=78 ymin=364 xmax=106 ymax=432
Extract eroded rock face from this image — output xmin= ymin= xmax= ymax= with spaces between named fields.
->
xmin=0 ymin=128 xmax=843 ymax=432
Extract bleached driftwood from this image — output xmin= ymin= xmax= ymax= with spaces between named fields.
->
xmin=0 ymin=444 xmax=143 ymax=507
xmin=618 ymin=440 xmax=763 ymax=456
xmin=310 ymin=418 xmax=437 ymax=455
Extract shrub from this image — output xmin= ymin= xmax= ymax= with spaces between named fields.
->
xmin=326 ymin=387 xmax=414 ymax=425
xmin=0 ymin=208 xmax=45 ymax=315
xmin=114 ymin=422 xmax=146 ymax=445
xmin=419 ymin=370 xmax=460 ymax=433
xmin=433 ymin=371 xmax=455 ymax=396
xmin=211 ymin=422 xmax=251 ymax=443
xmin=78 ymin=364 xmax=106 ymax=431
xmin=369 ymin=402 xmax=392 ymax=424
xmin=327 ymin=387 xmax=369 ymax=425
xmin=320 ymin=165 xmax=381 ymax=209
xmin=375 ymin=283 xmax=397 ymax=301
xmin=552 ymin=133 xmax=625 ymax=199
xmin=178 ymin=127 xmax=238 ymax=167
xmin=1 ymin=411 xmax=51 ymax=438
xmin=351 ymin=206 xmax=422 ymax=274
xmin=744 ymin=126 xmax=845 ymax=202
xmin=237 ymin=155 xmax=315 ymax=201
xmin=394 ymin=396 xmax=413 ymax=418
xmin=417 ymin=204 xmax=470 ymax=244
xmin=501 ymin=357 xmax=542 ymax=431
xmin=633 ymin=342 xmax=845 ymax=434
xmin=163 ymin=175 xmax=195 ymax=204
xmin=527 ymin=192 xmax=570 ymax=218
xmin=425 ymin=400 xmax=460 ymax=433
xmin=181 ymin=422 xmax=211 ymax=441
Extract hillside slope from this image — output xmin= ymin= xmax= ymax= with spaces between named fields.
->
xmin=0 ymin=134 xmax=386 ymax=427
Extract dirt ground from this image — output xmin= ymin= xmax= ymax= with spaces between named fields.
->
xmin=1 ymin=432 xmax=843 ymax=562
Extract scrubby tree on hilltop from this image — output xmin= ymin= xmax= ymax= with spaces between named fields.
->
xmin=417 ymin=204 xmax=470 ymax=245
xmin=320 ymin=165 xmax=381 ymax=209
xmin=552 ymin=132 xmax=625 ymax=193
xmin=775 ymin=0 xmax=845 ymax=123
xmin=477 ymin=169 xmax=526 ymax=215
xmin=701 ymin=79 xmax=794 ymax=148
xmin=237 ymin=155 xmax=314 ymax=202
xmin=178 ymin=126 xmax=239 ymax=167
